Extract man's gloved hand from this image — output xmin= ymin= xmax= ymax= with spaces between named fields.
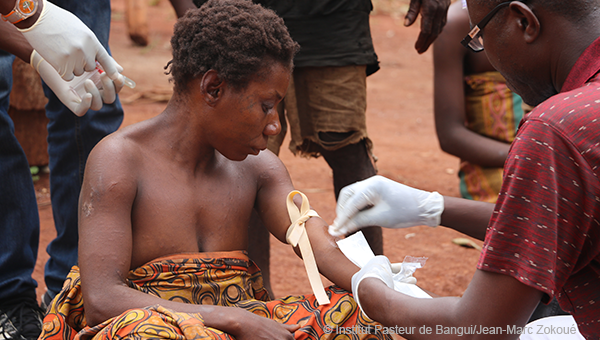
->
xmin=18 ymin=0 xmax=121 ymax=81
xmin=31 ymin=50 xmax=123 ymax=116
xmin=329 ymin=175 xmax=444 ymax=237
xmin=351 ymin=255 xmax=394 ymax=320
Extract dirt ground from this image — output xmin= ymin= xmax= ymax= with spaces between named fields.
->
xmin=33 ymin=0 xmax=483 ymax=309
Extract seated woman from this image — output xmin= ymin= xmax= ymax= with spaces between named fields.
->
xmin=38 ymin=1 xmax=391 ymax=339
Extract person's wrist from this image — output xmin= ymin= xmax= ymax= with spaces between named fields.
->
xmin=8 ymin=0 xmax=43 ymax=29
xmin=13 ymin=8 xmax=40 ymax=29
xmin=421 ymin=191 xmax=444 ymax=227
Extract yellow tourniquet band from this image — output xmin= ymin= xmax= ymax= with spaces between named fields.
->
xmin=286 ymin=190 xmax=330 ymax=305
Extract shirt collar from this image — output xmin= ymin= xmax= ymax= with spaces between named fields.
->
xmin=561 ymin=36 xmax=600 ymax=93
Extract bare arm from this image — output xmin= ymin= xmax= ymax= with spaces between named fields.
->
xmin=0 ymin=19 xmax=32 ymax=62
xmin=78 ymin=140 xmax=296 ymax=339
xmin=433 ymin=3 xmax=511 ymax=168
xmin=440 ymin=196 xmax=494 ymax=241
xmin=254 ymin=151 xmax=359 ymax=292
xmin=359 ymin=269 xmax=543 ymax=340
xmin=169 ymin=0 xmax=195 ymax=18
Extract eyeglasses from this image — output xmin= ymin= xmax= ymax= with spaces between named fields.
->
xmin=461 ymin=1 xmax=514 ymax=52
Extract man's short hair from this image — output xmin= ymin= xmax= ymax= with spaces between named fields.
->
xmin=166 ymin=0 xmax=299 ymax=91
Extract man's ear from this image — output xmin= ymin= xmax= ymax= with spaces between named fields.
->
xmin=200 ymin=69 xmax=224 ymax=105
xmin=510 ymin=2 xmax=540 ymax=44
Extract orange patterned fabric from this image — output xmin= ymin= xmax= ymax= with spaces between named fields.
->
xmin=40 ymin=251 xmax=392 ymax=340
xmin=460 ymin=71 xmax=525 ymax=203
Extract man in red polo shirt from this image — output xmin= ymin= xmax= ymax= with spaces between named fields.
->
xmin=330 ymin=0 xmax=600 ymax=338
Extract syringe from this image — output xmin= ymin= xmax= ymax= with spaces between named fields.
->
xmin=70 ymin=62 xmax=136 ymax=100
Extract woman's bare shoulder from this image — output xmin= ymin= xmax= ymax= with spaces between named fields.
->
xmin=89 ymin=123 xmax=151 ymax=165
xmin=243 ymin=149 xmax=288 ymax=176
xmin=83 ymin=125 xmax=152 ymax=195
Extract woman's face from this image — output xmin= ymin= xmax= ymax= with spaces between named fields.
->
xmin=209 ymin=62 xmax=290 ymax=161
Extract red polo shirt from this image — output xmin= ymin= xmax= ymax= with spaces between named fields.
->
xmin=478 ymin=36 xmax=600 ymax=338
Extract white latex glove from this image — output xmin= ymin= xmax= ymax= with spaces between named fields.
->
xmin=329 ymin=175 xmax=444 ymax=237
xmin=32 ymin=50 xmax=123 ymax=116
xmin=18 ymin=0 xmax=120 ymax=81
xmin=391 ymin=262 xmax=418 ymax=284
xmin=351 ymin=255 xmax=394 ymax=320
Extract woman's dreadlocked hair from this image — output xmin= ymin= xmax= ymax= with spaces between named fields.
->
xmin=166 ymin=0 xmax=299 ymax=92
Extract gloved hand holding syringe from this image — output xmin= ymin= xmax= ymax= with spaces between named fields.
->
xmin=70 ymin=61 xmax=136 ymax=101
xmin=3 ymin=0 xmax=136 ymax=117
xmin=31 ymin=50 xmax=135 ymax=117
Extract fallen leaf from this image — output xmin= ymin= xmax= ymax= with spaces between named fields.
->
xmin=452 ymin=238 xmax=482 ymax=251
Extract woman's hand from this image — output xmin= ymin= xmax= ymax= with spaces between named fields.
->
xmin=207 ymin=307 xmax=299 ymax=340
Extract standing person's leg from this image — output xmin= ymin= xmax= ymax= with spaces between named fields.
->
xmin=41 ymin=0 xmax=124 ymax=302
xmin=289 ymin=65 xmax=383 ymax=254
xmin=0 ymin=50 xmax=45 ymax=340
xmin=318 ymin=138 xmax=381 ymax=254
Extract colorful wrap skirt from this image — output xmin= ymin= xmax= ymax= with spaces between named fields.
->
xmin=461 ymin=71 xmax=525 ymax=203
xmin=39 ymin=251 xmax=392 ymax=340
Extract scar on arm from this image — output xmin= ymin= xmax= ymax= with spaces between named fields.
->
xmin=82 ymin=181 xmax=125 ymax=218
xmin=81 ymin=187 xmax=99 ymax=217
xmin=82 ymin=197 xmax=95 ymax=217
